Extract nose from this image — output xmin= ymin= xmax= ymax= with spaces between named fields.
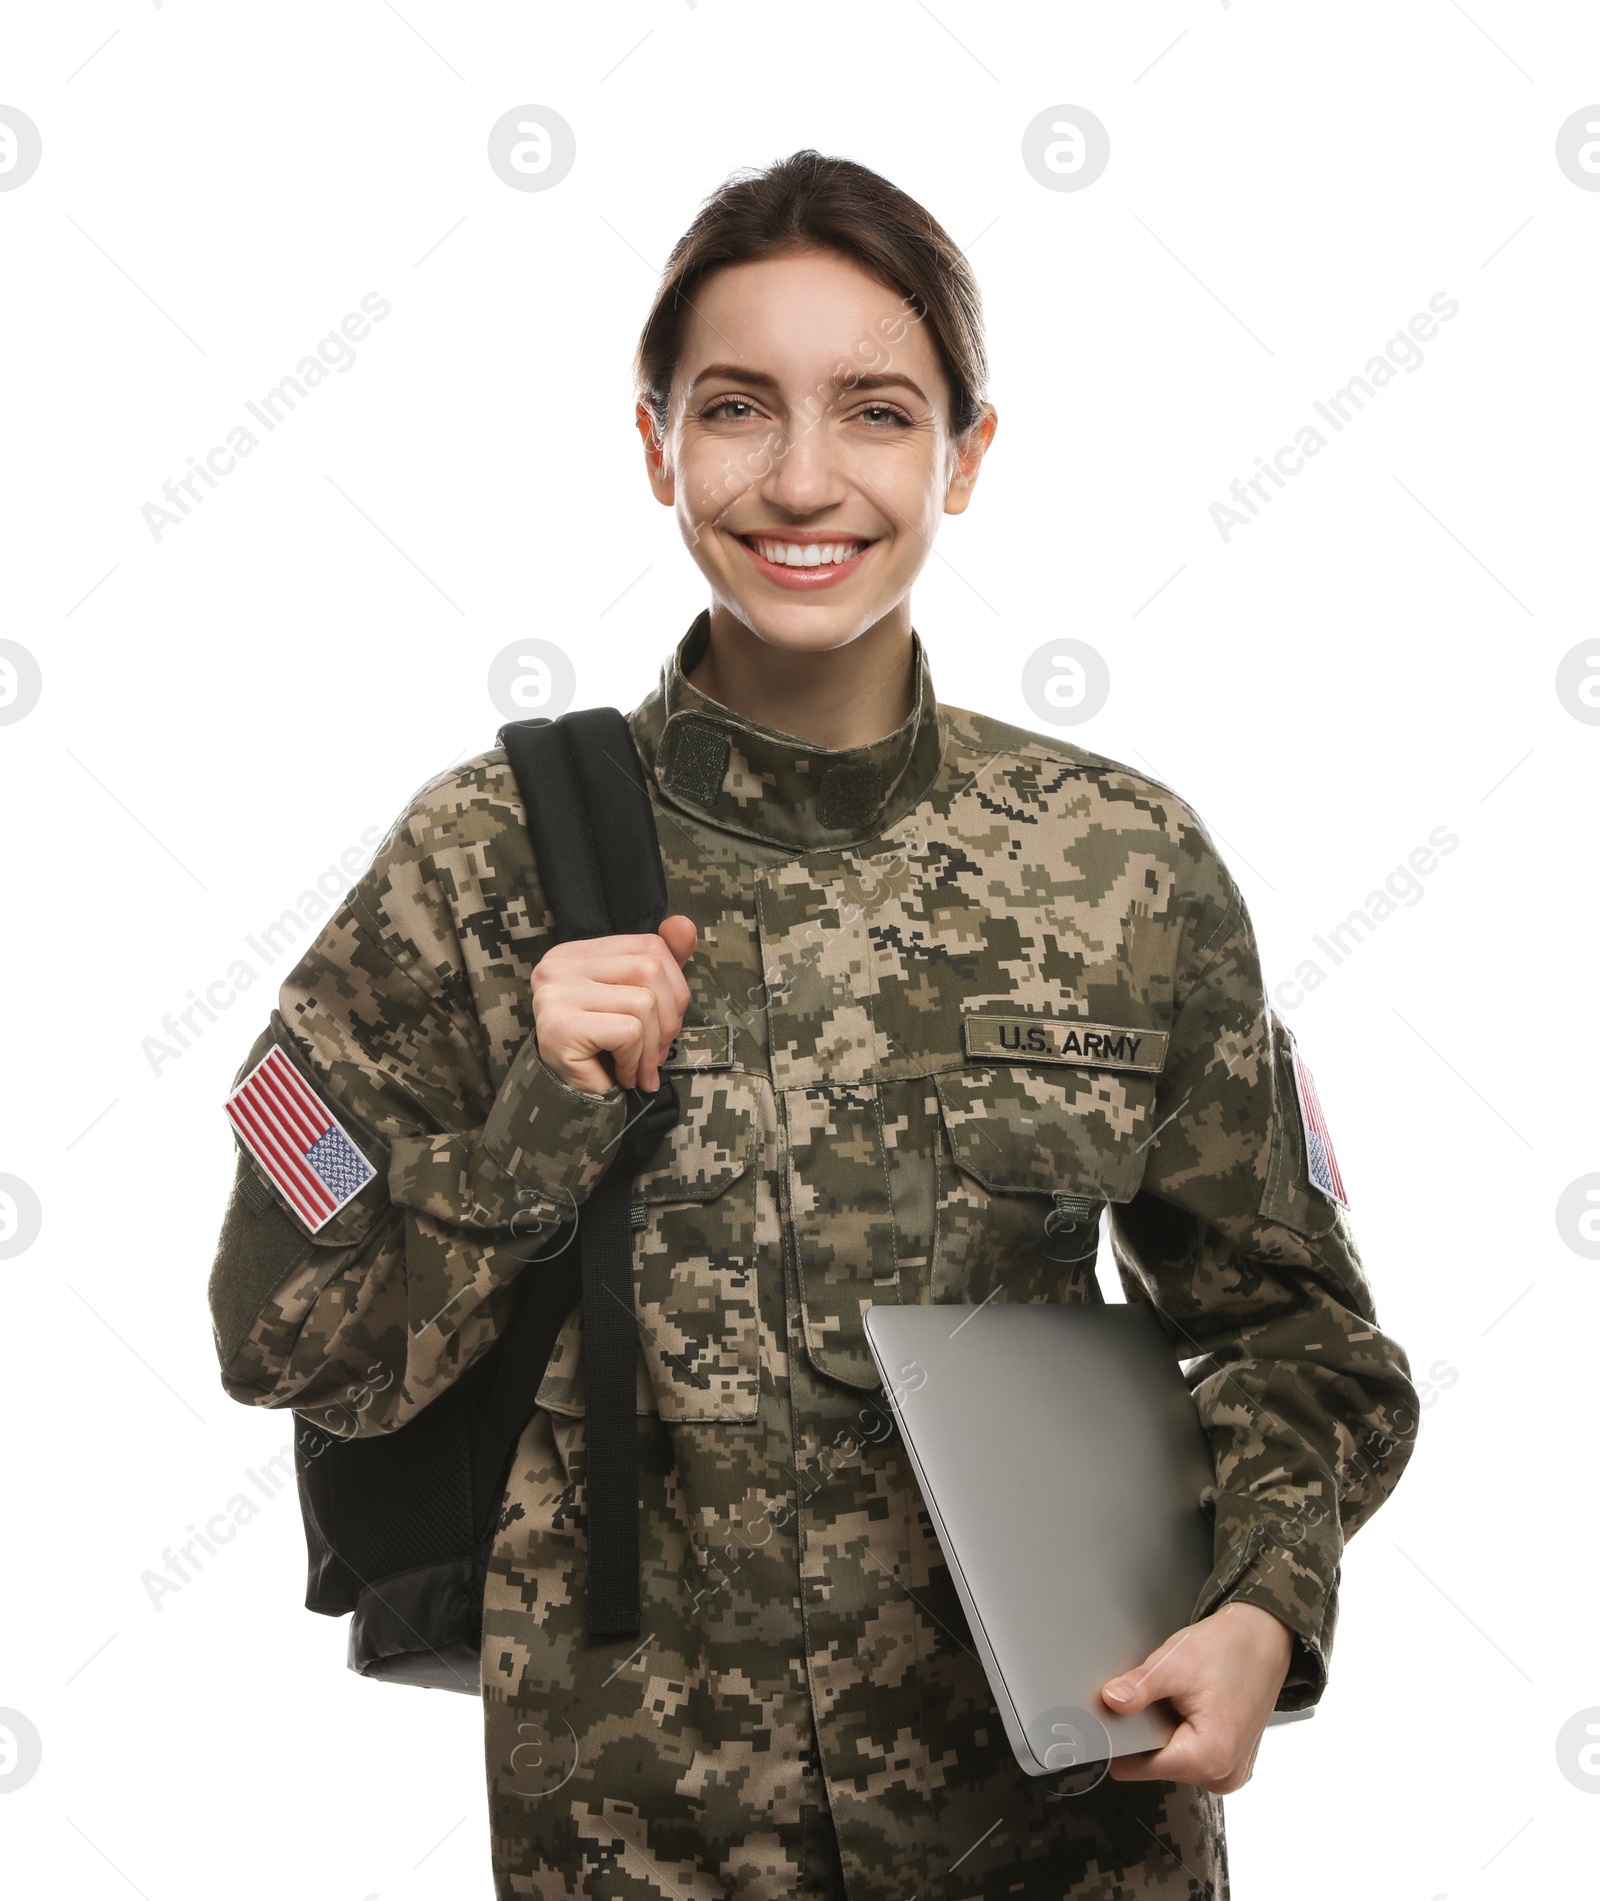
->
xmin=757 ymin=408 xmax=848 ymax=517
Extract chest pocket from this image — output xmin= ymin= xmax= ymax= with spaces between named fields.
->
xmin=932 ymin=1062 xmax=1159 ymax=1307
xmin=534 ymin=1072 xmax=760 ymax=1423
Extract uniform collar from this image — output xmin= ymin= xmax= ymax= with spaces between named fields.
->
xmin=630 ymin=609 xmax=944 ymax=853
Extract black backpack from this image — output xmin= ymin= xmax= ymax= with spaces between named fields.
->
xmin=291 ymin=708 xmax=680 ymax=1691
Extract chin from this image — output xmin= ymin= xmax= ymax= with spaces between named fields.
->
xmin=728 ymin=602 xmax=883 ymax=654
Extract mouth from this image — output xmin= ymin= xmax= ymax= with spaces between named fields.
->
xmin=731 ymin=531 xmax=879 ymax=590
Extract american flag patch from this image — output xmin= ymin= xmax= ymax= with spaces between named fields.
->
xmin=224 ymin=1044 xmax=376 ymax=1234
xmin=1291 ymin=1044 xmax=1348 ymax=1208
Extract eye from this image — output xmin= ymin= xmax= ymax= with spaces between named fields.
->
xmin=700 ymin=396 xmax=762 ymax=422
xmin=855 ymin=403 xmax=913 ymax=428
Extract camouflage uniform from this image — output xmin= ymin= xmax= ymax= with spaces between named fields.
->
xmin=208 ymin=610 xmax=1416 ymax=1900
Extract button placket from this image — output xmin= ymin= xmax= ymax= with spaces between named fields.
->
xmin=780 ymin=1081 xmax=901 ymax=1389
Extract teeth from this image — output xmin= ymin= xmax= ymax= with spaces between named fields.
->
xmin=751 ymin=538 xmax=865 ymax=567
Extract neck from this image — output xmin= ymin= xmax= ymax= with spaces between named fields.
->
xmin=688 ymin=600 xmax=916 ymax=750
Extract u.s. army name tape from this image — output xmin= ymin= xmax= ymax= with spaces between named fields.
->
xmin=962 ymin=1014 xmax=1169 ymax=1072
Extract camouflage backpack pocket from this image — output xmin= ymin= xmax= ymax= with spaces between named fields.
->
xmin=535 ymin=1071 xmax=762 ymax=1423
xmin=931 ymin=1062 xmax=1160 ymax=1305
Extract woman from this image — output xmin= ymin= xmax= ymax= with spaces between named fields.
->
xmin=208 ymin=151 xmax=1416 ymax=1899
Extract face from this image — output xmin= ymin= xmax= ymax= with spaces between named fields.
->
xmin=637 ymin=248 xmax=995 ymax=656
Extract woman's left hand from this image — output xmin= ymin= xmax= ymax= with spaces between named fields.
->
xmin=1099 ymin=1601 xmax=1295 ymax=1793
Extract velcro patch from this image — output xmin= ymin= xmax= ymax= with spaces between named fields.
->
xmin=662 ymin=718 xmax=732 ymax=809
xmin=1291 ymin=1044 xmax=1348 ymax=1207
xmin=963 ymin=1014 xmax=1168 ymax=1072
xmin=224 ymin=1044 xmax=377 ymax=1234
xmin=661 ymin=1024 xmax=735 ymax=1071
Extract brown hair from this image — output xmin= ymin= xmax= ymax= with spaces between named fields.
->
xmin=634 ymin=149 xmax=988 ymax=440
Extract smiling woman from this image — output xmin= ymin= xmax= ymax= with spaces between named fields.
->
xmin=629 ymin=158 xmax=995 ymax=746
xmin=206 ymin=148 xmax=1417 ymax=1901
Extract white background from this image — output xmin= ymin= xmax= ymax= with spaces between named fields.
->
xmin=2 ymin=5 xmax=1596 ymax=1898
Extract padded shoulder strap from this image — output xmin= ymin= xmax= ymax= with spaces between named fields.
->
xmin=498 ymin=709 xmax=669 ymax=939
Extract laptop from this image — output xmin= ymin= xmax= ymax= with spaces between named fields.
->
xmin=862 ymin=1298 xmax=1312 ymax=1776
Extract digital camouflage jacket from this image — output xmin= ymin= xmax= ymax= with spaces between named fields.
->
xmin=207 ymin=611 xmax=1417 ymax=1901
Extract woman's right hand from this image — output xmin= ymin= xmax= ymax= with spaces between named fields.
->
xmin=529 ymin=915 xmax=698 ymax=1096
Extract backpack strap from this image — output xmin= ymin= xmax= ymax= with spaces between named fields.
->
xmin=508 ymin=707 xmax=672 ymax=939
xmin=495 ymin=708 xmax=679 ymax=1638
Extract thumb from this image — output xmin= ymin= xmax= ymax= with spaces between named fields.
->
xmin=1101 ymin=1634 xmax=1185 ymax=1715
xmin=658 ymin=914 xmax=697 ymax=967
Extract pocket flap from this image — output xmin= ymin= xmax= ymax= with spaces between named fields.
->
xmin=536 ymin=1072 xmax=763 ymax=1420
xmin=631 ymin=1075 xmax=754 ymax=1204
xmin=935 ymin=1063 xmax=1157 ymax=1204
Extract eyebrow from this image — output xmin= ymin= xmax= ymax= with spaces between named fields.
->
xmin=687 ymin=363 xmax=929 ymax=404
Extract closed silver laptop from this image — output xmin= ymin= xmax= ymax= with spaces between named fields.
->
xmin=863 ymin=1298 xmax=1274 ymax=1776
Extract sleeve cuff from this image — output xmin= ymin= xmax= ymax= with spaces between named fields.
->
xmin=1190 ymin=1499 xmax=1341 ymax=1709
xmin=387 ymin=1036 xmax=628 ymax=1231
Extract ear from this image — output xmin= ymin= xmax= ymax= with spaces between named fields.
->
xmin=636 ymin=402 xmax=675 ymax=505
xmin=944 ymin=404 xmax=998 ymax=517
